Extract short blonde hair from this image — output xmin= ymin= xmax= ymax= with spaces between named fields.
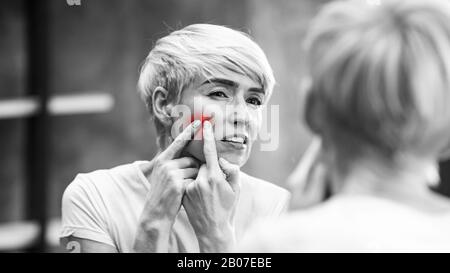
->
xmin=304 ymin=0 xmax=450 ymax=162
xmin=138 ymin=24 xmax=275 ymax=139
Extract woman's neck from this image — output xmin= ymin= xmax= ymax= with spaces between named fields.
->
xmin=330 ymin=153 xmax=443 ymax=212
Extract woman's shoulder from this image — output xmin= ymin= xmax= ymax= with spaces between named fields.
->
xmin=64 ymin=161 xmax=149 ymax=201
xmin=240 ymin=172 xmax=288 ymax=193
xmin=240 ymin=194 xmax=450 ymax=252
xmin=422 ymin=191 xmax=450 ymax=213
xmin=237 ymin=172 xmax=291 ymax=218
xmin=239 ymin=172 xmax=290 ymax=201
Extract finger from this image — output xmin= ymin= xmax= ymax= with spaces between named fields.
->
xmin=202 ymin=120 xmax=220 ymax=173
xmin=289 ymin=164 xmax=328 ymax=210
xmin=183 ymin=179 xmax=195 ymax=188
xmin=175 ymin=168 xmax=199 ymax=180
xmin=219 ymin=157 xmax=240 ymax=192
xmin=159 ymin=120 xmax=202 ymax=161
xmin=182 ymin=179 xmax=195 ymax=205
xmin=184 ymin=178 xmax=195 ymax=184
xmin=287 ymin=139 xmax=330 ymax=210
xmin=168 ymin=157 xmax=200 ymax=169
xmin=304 ymin=163 xmax=327 ymax=197
xmin=196 ymin=164 xmax=208 ymax=183
xmin=286 ymin=138 xmax=322 ymax=192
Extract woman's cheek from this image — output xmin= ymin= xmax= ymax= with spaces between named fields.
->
xmin=202 ymin=104 xmax=225 ymax=139
xmin=249 ymin=109 xmax=263 ymax=141
xmin=179 ymin=103 xmax=224 ymax=141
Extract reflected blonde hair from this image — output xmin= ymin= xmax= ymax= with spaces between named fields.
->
xmin=304 ymin=0 xmax=450 ymax=163
xmin=138 ymin=24 xmax=275 ymax=143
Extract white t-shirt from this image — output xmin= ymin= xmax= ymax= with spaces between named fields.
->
xmin=60 ymin=161 xmax=290 ymax=252
xmin=239 ymin=195 xmax=450 ymax=252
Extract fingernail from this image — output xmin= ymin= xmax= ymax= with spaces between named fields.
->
xmin=192 ymin=120 xmax=201 ymax=128
xmin=203 ymin=121 xmax=212 ymax=139
xmin=203 ymin=120 xmax=211 ymax=130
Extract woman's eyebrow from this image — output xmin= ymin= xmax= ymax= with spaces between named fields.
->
xmin=248 ymin=87 xmax=265 ymax=95
xmin=202 ymin=78 xmax=238 ymax=88
xmin=202 ymin=78 xmax=265 ymax=94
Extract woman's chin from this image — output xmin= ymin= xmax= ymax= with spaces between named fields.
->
xmin=219 ymin=153 xmax=246 ymax=166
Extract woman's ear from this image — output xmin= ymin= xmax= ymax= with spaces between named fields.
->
xmin=152 ymin=86 xmax=173 ymax=127
xmin=303 ymin=85 xmax=323 ymax=135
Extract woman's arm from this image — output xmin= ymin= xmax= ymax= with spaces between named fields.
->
xmin=61 ymin=236 xmax=118 ymax=253
xmin=133 ymin=121 xmax=201 ymax=252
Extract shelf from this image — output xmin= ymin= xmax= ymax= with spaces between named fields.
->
xmin=0 ymin=219 xmax=61 ymax=251
xmin=0 ymin=93 xmax=114 ymax=119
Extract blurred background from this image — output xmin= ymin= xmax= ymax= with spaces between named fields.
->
xmin=1 ymin=0 xmax=449 ymax=252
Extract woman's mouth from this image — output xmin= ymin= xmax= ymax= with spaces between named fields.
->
xmin=220 ymin=135 xmax=248 ymax=150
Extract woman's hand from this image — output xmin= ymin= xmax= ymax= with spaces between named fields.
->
xmin=133 ymin=120 xmax=201 ymax=252
xmin=287 ymin=137 xmax=330 ymax=210
xmin=182 ymin=121 xmax=241 ymax=253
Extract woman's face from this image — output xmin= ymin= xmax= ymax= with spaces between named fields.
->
xmin=172 ymin=70 xmax=265 ymax=166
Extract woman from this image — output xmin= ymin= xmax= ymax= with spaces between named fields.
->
xmin=239 ymin=0 xmax=450 ymax=252
xmin=60 ymin=24 xmax=290 ymax=253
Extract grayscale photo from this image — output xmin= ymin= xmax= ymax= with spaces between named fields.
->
xmin=1 ymin=0 xmax=450 ymax=257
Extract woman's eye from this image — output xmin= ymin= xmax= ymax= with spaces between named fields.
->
xmin=209 ymin=91 xmax=228 ymax=98
xmin=247 ymin=97 xmax=262 ymax=106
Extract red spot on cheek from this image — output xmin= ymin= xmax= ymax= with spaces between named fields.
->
xmin=190 ymin=114 xmax=212 ymax=125
xmin=190 ymin=114 xmax=213 ymax=140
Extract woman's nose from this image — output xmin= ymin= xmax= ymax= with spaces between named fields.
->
xmin=230 ymin=100 xmax=250 ymax=127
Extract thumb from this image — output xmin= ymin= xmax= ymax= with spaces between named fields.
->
xmin=219 ymin=157 xmax=240 ymax=192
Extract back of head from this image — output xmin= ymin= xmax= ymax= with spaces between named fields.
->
xmin=304 ymin=0 xmax=450 ymax=165
xmin=137 ymin=24 xmax=275 ymax=142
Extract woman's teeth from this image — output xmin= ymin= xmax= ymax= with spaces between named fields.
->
xmin=224 ymin=136 xmax=246 ymax=144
